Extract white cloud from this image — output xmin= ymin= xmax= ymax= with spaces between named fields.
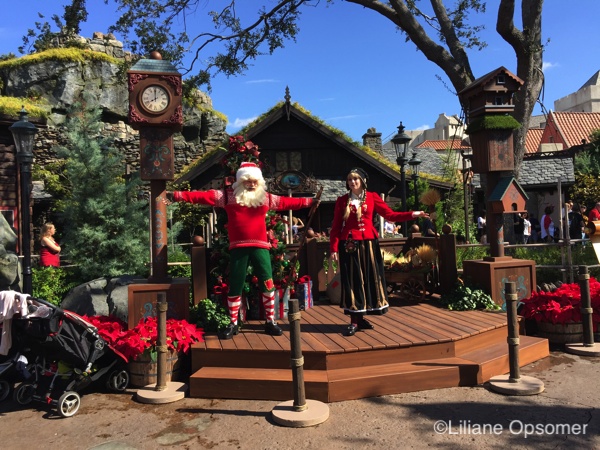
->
xmin=231 ymin=117 xmax=258 ymax=128
xmin=415 ymin=124 xmax=431 ymax=131
xmin=542 ymin=61 xmax=559 ymax=72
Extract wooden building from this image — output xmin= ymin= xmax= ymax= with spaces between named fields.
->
xmin=176 ymin=92 xmax=452 ymax=233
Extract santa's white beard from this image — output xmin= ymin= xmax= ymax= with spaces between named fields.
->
xmin=234 ymin=183 xmax=267 ymax=207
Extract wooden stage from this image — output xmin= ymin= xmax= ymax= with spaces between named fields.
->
xmin=189 ymin=301 xmax=549 ymax=403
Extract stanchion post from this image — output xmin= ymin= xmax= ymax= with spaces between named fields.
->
xmin=288 ymin=299 xmax=307 ymax=411
xmin=505 ymin=282 xmax=520 ymax=382
xmin=271 ymin=299 xmax=329 ymax=427
xmin=136 ymin=291 xmax=188 ymax=403
xmin=488 ymin=281 xmax=544 ymax=395
xmin=565 ymin=266 xmax=600 ymax=356
xmin=578 ymin=265 xmax=594 ymax=346
xmin=156 ymin=292 xmax=168 ymax=391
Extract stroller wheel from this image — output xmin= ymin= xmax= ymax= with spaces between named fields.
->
xmin=0 ymin=380 xmax=13 ymax=402
xmin=106 ymin=369 xmax=130 ymax=392
xmin=13 ymin=382 xmax=35 ymax=405
xmin=57 ymin=391 xmax=81 ymax=417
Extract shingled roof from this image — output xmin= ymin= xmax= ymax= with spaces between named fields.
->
xmin=415 ymin=139 xmax=471 ymax=151
xmin=525 ymin=127 xmax=544 ymax=153
xmin=519 ymin=151 xmax=575 ymax=188
xmin=541 ymin=111 xmax=600 ymax=148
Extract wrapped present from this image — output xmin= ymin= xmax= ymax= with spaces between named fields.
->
xmin=296 ymin=276 xmax=313 ymax=310
xmin=275 ymin=287 xmax=290 ymax=320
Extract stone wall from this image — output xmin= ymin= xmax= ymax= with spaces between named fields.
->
xmin=1 ymin=32 xmax=228 ymax=187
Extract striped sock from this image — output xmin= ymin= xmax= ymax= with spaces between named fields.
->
xmin=227 ymin=295 xmax=242 ymax=325
xmin=262 ymin=291 xmax=276 ymax=323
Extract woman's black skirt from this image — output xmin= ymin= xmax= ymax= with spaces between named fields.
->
xmin=339 ymin=238 xmax=389 ymax=316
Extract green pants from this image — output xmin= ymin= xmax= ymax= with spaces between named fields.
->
xmin=228 ymin=247 xmax=274 ymax=296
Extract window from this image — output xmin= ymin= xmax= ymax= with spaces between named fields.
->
xmin=497 ymin=74 xmax=506 ymax=84
xmin=276 ymin=151 xmax=302 ymax=171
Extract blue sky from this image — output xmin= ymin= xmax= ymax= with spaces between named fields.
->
xmin=0 ymin=1 xmax=598 ymax=143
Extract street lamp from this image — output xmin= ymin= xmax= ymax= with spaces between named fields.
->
xmin=461 ymin=150 xmax=473 ymax=243
xmin=391 ymin=122 xmax=411 ymax=234
xmin=10 ymin=107 xmax=38 ymax=295
xmin=408 ymin=151 xmax=421 ymax=210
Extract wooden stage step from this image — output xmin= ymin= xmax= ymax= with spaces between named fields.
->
xmin=189 ymin=333 xmax=549 ymax=402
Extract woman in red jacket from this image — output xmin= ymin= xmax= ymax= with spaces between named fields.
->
xmin=330 ymin=168 xmax=428 ymax=336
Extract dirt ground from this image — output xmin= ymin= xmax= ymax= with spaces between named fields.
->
xmin=0 ymin=349 xmax=598 ymax=450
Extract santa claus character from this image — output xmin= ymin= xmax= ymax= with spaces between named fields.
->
xmin=165 ymin=162 xmax=317 ymax=340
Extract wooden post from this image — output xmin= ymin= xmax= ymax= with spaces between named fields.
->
xmin=191 ymin=243 xmax=208 ymax=305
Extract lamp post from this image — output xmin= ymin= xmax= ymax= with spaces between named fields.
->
xmin=461 ymin=150 xmax=473 ymax=243
xmin=408 ymin=151 xmax=421 ymax=211
xmin=10 ymin=107 xmax=38 ymax=295
xmin=391 ymin=122 xmax=411 ymax=233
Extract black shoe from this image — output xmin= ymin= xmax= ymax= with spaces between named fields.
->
xmin=218 ymin=323 xmax=239 ymax=340
xmin=264 ymin=321 xmax=283 ymax=336
xmin=358 ymin=318 xmax=374 ymax=330
xmin=344 ymin=324 xmax=358 ymax=336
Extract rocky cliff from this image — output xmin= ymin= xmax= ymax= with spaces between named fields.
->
xmin=0 ymin=32 xmax=228 ymax=178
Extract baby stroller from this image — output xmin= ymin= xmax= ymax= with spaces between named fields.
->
xmin=1 ymin=297 xmax=129 ymax=417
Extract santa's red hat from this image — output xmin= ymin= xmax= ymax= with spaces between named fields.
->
xmin=236 ymin=162 xmax=263 ymax=181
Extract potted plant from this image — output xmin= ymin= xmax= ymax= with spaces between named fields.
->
xmin=519 ymin=279 xmax=600 ymax=343
xmin=85 ymin=315 xmax=204 ymax=387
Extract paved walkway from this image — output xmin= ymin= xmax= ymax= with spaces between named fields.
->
xmin=0 ymin=348 xmax=598 ymax=449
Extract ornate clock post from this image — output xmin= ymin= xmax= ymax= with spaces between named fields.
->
xmin=128 ymin=51 xmax=182 ymax=282
xmin=125 ymin=52 xmax=189 ymax=329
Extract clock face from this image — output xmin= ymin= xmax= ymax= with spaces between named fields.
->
xmin=140 ymin=85 xmax=170 ymax=114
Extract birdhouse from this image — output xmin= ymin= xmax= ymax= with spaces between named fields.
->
xmin=458 ymin=66 xmax=523 ymax=118
xmin=487 ymin=177 xmax=528 ymax=214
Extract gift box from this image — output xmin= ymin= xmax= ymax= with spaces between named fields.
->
xmin=295 ymin=276 xmax=313 ymax=310
xmin=274 ymin=287 xmax=290 ymax=320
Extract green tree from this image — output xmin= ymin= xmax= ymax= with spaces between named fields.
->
xmin=57 ymin=93 xmax=150 ymax=280
xmin=20 ymin=0 xmax=88 ymax=53
xmin=106 ymin=0 xmax=543 ymax=176
xmin=24 ymin=1 xmax=545 ymax=174
xmin=568 ymin=129 xmax=600 ymax=208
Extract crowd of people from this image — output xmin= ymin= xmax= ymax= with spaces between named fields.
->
xmin=473 ymin=200 xmax=598 ymax=246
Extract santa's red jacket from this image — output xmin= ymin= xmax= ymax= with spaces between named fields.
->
xmin=330 ymin=191 xmax=415 ymax=253
xmin=173 ymin=189 xmax=313 ymax=250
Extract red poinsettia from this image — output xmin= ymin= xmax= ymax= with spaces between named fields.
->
xmin=84 ymin=315 xmax=204 ymax=362
xmin=520 ymin=278 xmax=600 ymax=330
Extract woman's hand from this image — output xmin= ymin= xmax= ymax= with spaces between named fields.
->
xmin=330 ymin=252 xmax=338 ymax=262
xmin=412 ymin=211 xmax=429 ymax=219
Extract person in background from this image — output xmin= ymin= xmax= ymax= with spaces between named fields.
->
xmin=522 ymin=212 xmax=531 ymax=244
xmin=329 ymin=168 xmax=429 ymax=337
xmin=529 ymin=214 xmax=541 ymax=242
xmin=587 ymin=202 xmax=600 ymax=223
xmin=513 ymin=212 xmax=525 ymax=244
xmin=540 ymin=205 xmax=555 ymax=243
xmin=291 ymin=217 xmax=304 ymax=239
xmin=569 ymin=204 xmax=586 ymax=242
xmin=165 ymin=161 xmax=317 ymax=340
xmin=477 ymin=211 xmax=486 ymax=243
xmin=39 ymin=222 xmax=61 ymax=267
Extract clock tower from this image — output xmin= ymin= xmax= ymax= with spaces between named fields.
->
xmin=128 ymin=52 xmax=182 ymax=281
